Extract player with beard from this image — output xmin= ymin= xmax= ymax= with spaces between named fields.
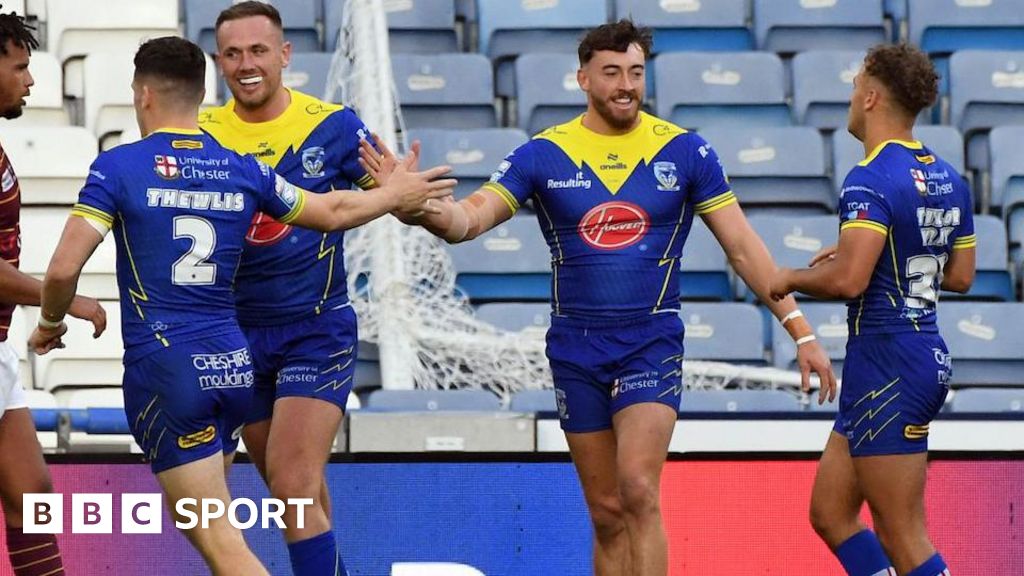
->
xmin=361 ymin=19 xmax=836 ymax=576
xmin=0 ymin=8 xmax=106 ymax=576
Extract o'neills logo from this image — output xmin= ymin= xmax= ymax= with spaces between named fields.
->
xmin=578 ymin=201 xmax=650 ymax=250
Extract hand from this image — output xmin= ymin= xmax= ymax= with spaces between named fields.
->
xmin=796 ymin=339 xmax=837 ymax=405
xmin=68 ymin=296 xmax=107 ymax=338
xmin=29 ymin=322 xmax=67 ymax=355
xmin=386 ymin=148 xmax=456 ymax=214
xmin=769 ymin=268 xmax=793 ymax=302
xmin=809 ymin=244 xmax=837 ymax=268
xmin=358 ymin=134 xmax=421 ymax=187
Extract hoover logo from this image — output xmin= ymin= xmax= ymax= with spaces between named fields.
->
xmin=578 ymin=201 xmax=649 ymax=250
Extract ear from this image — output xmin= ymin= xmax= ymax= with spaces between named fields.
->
xmin=281 ymin=40 xmax=292 ymax=68
xmin=577 ymin=67 xmax=588 ymax=93
xmin=863 ymin=87 xmax=880 ymax=112
xmin=140 ymin=83 xmax=153 ymax=110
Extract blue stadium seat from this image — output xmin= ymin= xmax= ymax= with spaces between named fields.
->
xmin=747 ymin=215 xmax=838 ymax=299
xmin=384 ymin=0 xmax=459 ymax=53
xmin=679 ymin=219 xmax=731 ymax=301
xmin=990 ymin=126 xmax=1024 ymax=267
xmin=614 ymin=0 xmax=753 ymax=53
xmin=408 ymin=128 xmax=529 ymax=200
xmin=475 ymin=302 xmax=551 ymax=333
xmin=791 ymin=50 xmax=865 ymax=130
xmin=448 ymin=215 xmax=550 ymax=301
xmin=949 ymin=388 xmax=1024 ymax=413
xmin=949 ymin=50 xmax=1024 ymax=172
xmin=186 ymin=0 xmax=320 ymax=54
xmin=654 ymin=52 xmax=790 ymax=130
xmin=908 ymin=0 xmax=1024 ymax=55
xmin=391 ymin=54 xmax=497 ymax=129
xmin=940 ymin=215 xmax=1011 ymax=302
xmin=282 ymin=52 xmax=333 ymax=99
xmin=937 ymin=302 xmax=1024 ymax=386
xmin=679 ymin=303 xmax=765 ymax=363
xmin=771 ymin=302 xmax=848 ymax=372
xmin=700 ymin=126 xmax=832 ymax=212
xmin=680 ymin=389 xmax=802 ymax=412
xmin=514 ymin=53 xmax=587 ymax=135
xmin=509 ymin=389 xmax=557 ymax=413
xmin=366 ymin=389 xmax=503 ymax=411
xmin=832 ymin=126 xmax=966 ymax=192
xmin=884 ymin=0 xmax=907 ymax=24
xmin=753 ymin=0 xmax=886 ymax=53
xmin=477 ymin=0 xmax=607 ymax=98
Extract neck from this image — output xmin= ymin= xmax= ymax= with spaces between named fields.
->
xmin=581 ymin=107 xmax=641 ymax=136
xmin=233 ymin=86 xmax=291 ymax=123
xmin=142 ymin=112 xmax=200 ymax=137
xmin=860 ymin=117 xmax=915 ymax=157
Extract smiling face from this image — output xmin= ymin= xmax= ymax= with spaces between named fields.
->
xmin=215 ymin=15 xmax=290 ymax=113
xmin=578 ymin=42 xmax=645 ymax=133
xmin=0 ymin=41 xmax=33 ymax=120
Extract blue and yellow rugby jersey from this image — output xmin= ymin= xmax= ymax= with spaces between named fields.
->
xmin=484 ymin=112 xmax=735 ymax=321
xmin=71 ymin=129 xmax=304 ymax=362
xmin=199 ymin=90 xmax=372 ymax=326
xmin=839 ymin=139 xmax=975 ymax=336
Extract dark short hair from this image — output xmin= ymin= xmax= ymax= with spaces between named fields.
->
xmin=215 ymin=0 xmax=283 ymax=31
xmin=578 ymin=19 xmax=652 ymax=65
xmin=863 ymin=43 xmax=939 ymax=117
xmin=0 ymin=5 xmax=38 ymax=55
xmin=134 ymin=36 xmax=207 ymax=106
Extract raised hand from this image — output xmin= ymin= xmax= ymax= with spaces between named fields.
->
xmin=808 ymin=244 xmax=838 ymax=268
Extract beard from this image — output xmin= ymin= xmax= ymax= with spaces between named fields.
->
xmin=1 ymin=103 xmax=23 ymax=120
xmin=591 ymin=92 xmax=640 ymax=132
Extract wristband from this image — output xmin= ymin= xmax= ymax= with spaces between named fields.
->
xmin=795 ymin=334 xmax=817 ymax=346
xmin=37 ymin=315 xmax=64 ymax=329
xmin=781 ymin=309 xmax=804 ymax=326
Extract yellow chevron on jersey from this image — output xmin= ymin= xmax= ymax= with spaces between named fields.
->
xmin=533 ymin=112 xmax=687 ymax=195
xmin=198 ymin=89 xmax=344 ymax=169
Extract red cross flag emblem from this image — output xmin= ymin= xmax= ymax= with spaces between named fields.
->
xmin=155 ymin=155 xmax=180 ymax=179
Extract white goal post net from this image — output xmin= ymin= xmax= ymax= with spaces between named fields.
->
xmin=325 ymin=0 xmax=814 ymax=404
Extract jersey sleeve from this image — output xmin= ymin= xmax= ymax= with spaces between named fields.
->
xmin=70 ymin=154 xmax=119 ymax=236
xmin=838 ymin=167 xmax=892 ymax=237
xmin=684 ymin=134 xmax=736 ymax=215
xmin=248 ymin=157 xmax=307 ymax=224
xmin=480 ymin=140 xmax=537 ymax=215
xmin=952 ymin=180 xmax=976 ymax=250
xmin=337 ymin=108 xmax=374 ymax=190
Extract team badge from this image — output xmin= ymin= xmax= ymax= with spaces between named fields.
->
xmin=653 ymin=161 xmax=680 ymax=191
xmin=910 ymin=168 xmax=927 ymax=196
xmin=154 ymin=155 xmax=180 ymax=179
xmin=301 ymin=146 xmax=325 ymax=178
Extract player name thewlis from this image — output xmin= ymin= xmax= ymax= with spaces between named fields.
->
xmin=146 ymin=188 xmax=245 ymax=211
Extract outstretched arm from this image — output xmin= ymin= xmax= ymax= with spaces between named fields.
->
xmin=770 ymin=227 xmax=886 ymax=301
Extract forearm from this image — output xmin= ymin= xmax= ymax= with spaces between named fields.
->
xmin=730 ymin=236 xmax=814 ymax=339
xmin=40 ymin=270 xmax=79 ymax=322
xmin=0 ymin=259 xmax=44 ymax=306
xmin=415 ymin=199 xmax=471 ymax=243
xmin=329 ymin=189 xmax=398 ymax=231
xmin=785 ymin=260 xmax=854 ymax=300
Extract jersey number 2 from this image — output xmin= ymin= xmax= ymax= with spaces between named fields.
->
xmin=172 ymin=216 xmax=217 ymax=286
xmin=906 ymin=253 xmax=949 ymax=308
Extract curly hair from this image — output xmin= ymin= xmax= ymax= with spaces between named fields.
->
xmin=578 ymin=19 xmax=652 ymax=65
xmin=863 ymin=43 xmax=939 ymax=117
xmin=0 ymin=4 xmax=38 ymax=55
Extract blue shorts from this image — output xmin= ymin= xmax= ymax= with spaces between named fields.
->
xmin=123 ymin=330 xmax=254 ymax=474
xmin=836 ymin=332 xmax=952 ymax=457
xmin=545 ymin=313 xmax=684 ymax=433
xmin=241 ymin=304 xmax=357 ymax=424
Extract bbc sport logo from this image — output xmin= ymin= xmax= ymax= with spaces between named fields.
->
xmin=22 ymin=493 xmax=314 ymax=534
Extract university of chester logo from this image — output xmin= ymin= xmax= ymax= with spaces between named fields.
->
xmin=154 ymin=155 xmax=179 ymax=179
xmin=578 ymin=201 xmax=650 ymax=250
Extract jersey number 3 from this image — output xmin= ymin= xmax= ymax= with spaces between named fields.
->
xmin=906 ymin=253 xmax=949 ymax=308
xmin=172 ymin=216 xmax=217 ymax=286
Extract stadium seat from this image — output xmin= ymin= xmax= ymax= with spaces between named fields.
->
xmin=700 ymin=126 xmax=832 ymax=212
xmin=52 ymin=387 xmax=135 ymax=452
xmin=21 ymin=207 xmax=118 ymax=299
xmin=948 ymin=388 xmax=1024 ymax=413
xmin=9 ymin=52 xmax=68 ymax=127
xmin=47 ymin=0 xmax=179 ymax=98
xmin=354 ymin=340 xmax=381 ymax=392
xmin=475 ymin=302 xmax=550 ymax=335
xmin=83 ymin=51 xmax=218 ymax=146
xmin=679 ymin=389 xmax=802 ymax=412
xmin=282 ymin=52 xmax=334 ymax=99
xmin=654 ymin=52 xmax=790 ymax=130
xmin=477 ymin=0 xmax=607 ymax=98
xmin=391 ymin=53 xmax=496 ymax=129
xmin=8 ymin=305 xmax=32 ymax=390
xmin=186 ymin=0 xmax=320 ymax=54
xmin=747 ymin=215 xmax=838 ymax=299
xmin=0 ymin=126 xmax=95 ymax=204
xmin=679 ymin=302 xmax=764 ymax=364
xmin=508 ymin=389 xmax=556 ymax=413
xmin=366 ymin=389 xmax=502 ymax=412
xmin=771 ymin=302 xmax=848 ymax=372
xmin=54 ymin=386 xmax=124 ymax=408
xmin=753 ymin=0 xmax=886 ymax=53
xmin=908 ymin=0 xmax=1024 ymax=55
xmin=679 ymin=219 xmax=731 ymax=301
xmin=942 ymin=215 xmax=1012 ymax=302
xmin=791 ymin=50 xmax=865 ymax=130
xmin=34 ymin=300 xmax=123 ymax=391
xmin=408 ymin=128 xmax=529 ymax=201
xmin=990 ymin=126 xmax=1024 ymax=266
xmin=831 ymin=126 xmax=966 ymax=191
xmin=884 ymin=0 xmax=907 ymax=25
xmin=5 ymin=0 xmax=24 ymax=16
xmin=513 ymin=53 xmax=587 ymax=135
xmin=937 ymin=302 xmax=1024 ymax=386
xmin=448 ymin=215 xmax=550 ymax=302
xmin=614 ymin=0 xmax=753 ymax=53
xmin=949 ymin=50 xmax=1024 ymax=172
xmin=383 ymin=0 xmax=459 ymax=54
